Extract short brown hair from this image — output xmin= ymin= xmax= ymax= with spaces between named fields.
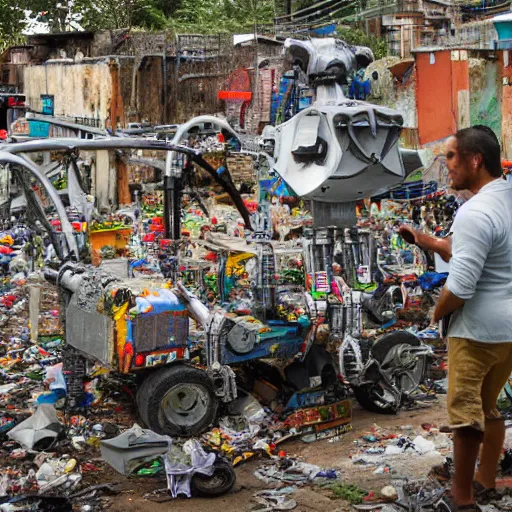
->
xmin=455 ymin=126 xmax=502 ymax=178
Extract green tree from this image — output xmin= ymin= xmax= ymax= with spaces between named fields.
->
xmin=153 ymin=0 xmax=182 ymax=17
xmin=76 ymin=0 xmax=168 ymax=30
xmin=19 ymin=0 xmax=168 ymax=32
xmin=337 ymin=26 xmax=388 ymax=60
xmin=23 ymin=0 xmax=78 ymax=32
xmin=167 ymin=0 xmax=275 ymax=34
xmin=0 ymin=0 xmax=26 ymax=51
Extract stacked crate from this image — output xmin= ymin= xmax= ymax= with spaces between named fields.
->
xmin=259 ymin=68 xmax=273 ymax=124
xmin=226 ymin=154 xmax=256 ymax=186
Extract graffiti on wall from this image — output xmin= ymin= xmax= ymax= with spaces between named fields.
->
xmin=469 ymin=58 xmax=502 ymax=139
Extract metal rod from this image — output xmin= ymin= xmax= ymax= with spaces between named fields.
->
xmin=0 ymin=137 xmax=253 ymax=229
xmin=0 ymin=151 xmax=79 ymax=260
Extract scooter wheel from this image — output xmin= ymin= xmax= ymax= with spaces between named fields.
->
xmin=190 ymin=460 xmax=236 ymax=497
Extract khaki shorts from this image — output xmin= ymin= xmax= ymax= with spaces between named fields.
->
xmin=448 ymin=337 xmax=512 ymax=431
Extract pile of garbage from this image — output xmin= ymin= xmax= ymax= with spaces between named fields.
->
xmin=350 ymin=424 xmax=451 ymax=475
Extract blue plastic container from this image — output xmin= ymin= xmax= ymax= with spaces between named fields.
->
xmin=29 ymin=120 xmax=50 ymax=138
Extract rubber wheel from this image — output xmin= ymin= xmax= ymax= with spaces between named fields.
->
xmin=136 ymin=365 xmax=218 ymax=437
xmin=191 ymin=460 xmax=236 ymax=497
xmin=352 ymin=385 xmax=397 ymax=415
xmin=352 ymin=331 xmax=423 ymax=415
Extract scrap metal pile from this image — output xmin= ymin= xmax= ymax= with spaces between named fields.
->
xmin=0 ymin=37 xmax=472 ymax=509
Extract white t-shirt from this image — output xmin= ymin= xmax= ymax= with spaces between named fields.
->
xmin=447 ymin=178 xmax=512 ymax=342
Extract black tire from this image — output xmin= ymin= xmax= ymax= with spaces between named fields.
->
xmin=352 ymin=331 xmax=423 ymax=414
xmin=136 ymin=364 xmax=218 ymax=437
xmin=352 ymin=384 xmax=397 ymax=415
xmin=191 ymin=460 xmax=236 ymax=497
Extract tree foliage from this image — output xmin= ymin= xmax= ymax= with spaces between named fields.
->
xmin=76 ymin=0 xmax=168 ymax=31
xmin=0 ymin=0 xmax=27 ymax=52
xmin=23 ymin=0 xmax=81 ymax=32
xmin=336 ymin=26 xmax=388 ymax=60
xmin=167 ymin=0 xmax=275 ymax=34
xmin=0 ymin=0 xmax=275 ymax=36
xmin=0 ymin=0 xmax=371 ymax=54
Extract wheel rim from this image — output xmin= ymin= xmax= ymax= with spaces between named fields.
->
xmin=380 ymin=343 xmax=426 ymax=396
xmin=195 ymin=467 xmax=231 ymax=490
xmin=365 ymin=382 xmax=400 ymax=410
xmin=160 ymin=383 xmax=210 ymax=428
xmin=399 ymin=353 xmax=425 ymax=395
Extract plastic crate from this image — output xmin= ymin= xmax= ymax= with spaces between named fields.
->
xmin=29 ymin=120 xmax=50 ymax=138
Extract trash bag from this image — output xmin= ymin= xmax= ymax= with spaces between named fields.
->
xmin=100 ymin=424 xmax=171 ymax=475
xmin=8 ymin=405 xmax=63 ymax=450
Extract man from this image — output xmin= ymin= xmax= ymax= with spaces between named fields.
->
xmin=400 ymin=126 xmax=512 ymax=510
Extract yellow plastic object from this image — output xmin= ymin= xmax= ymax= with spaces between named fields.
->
xmin=64 ymin=459 xmax=77 ymax=473
xmin=0 ymin=235 xmax=14 ymax=246
xmin=86 ymin=436 xmax=101 ymax=448
xmin=90 ymin=227 xmax=131 ymax=253
xmin=226 ymin=252 xmax=255 ymax=276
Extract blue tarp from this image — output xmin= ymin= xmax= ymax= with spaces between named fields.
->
xmin=418 ymin=272 xmax=448 ymax=291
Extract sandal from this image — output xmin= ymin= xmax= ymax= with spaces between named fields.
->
xmin=430 ymin=458 xmax=453 ymax=482
xmin=435 ymin=495 xmax=482 ymax=512
xmin=473 ymin=481 xmax=503 ymax=503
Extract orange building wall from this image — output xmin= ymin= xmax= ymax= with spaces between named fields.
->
xmin=499 ymin=51 xmax=512 ymax=159
xmin=416 ymin=51 xmax=469 ymax=145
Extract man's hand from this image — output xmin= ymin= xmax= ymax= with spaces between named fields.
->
xmin=433 ymin=286 xmax=465 ymax=322
xmin=44 ymin=378 xmax=55 ymax=389
xmin=398 ymin=225 xmax=417 ymax=245
xmin=399 ymin=225 xmax=452 ymax=262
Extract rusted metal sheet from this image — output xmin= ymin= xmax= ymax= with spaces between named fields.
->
xmin=137 ymin=56 xmax=164 ymax=125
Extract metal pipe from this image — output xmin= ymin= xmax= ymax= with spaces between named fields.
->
xmin=170 ymin=116 xmax=241 ymax=147
xmin=0 ymin=138 xmax=199 ymax=156
xmin=26 ymin=112 xmax=107 ymax=136
xmin=0 ymin=151 xmax=79 ymax=260
xmin=0 ymin=137 xmax=253 ymax=229
xmin=58 ymin=269 xmax=85 ymax=293
xmin=44 ymin=265 xmax=84 ymax=293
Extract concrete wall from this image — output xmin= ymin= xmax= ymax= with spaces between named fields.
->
xmin=364 ymin=57 xmax=418 ymax=147
xmin=24 ymin=59 xmax=113 ymax=125
xmin=469 ymin=58 xmax=502 ymax=140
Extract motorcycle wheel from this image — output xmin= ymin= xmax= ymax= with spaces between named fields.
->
xmin=190 ymin=460 xmax=236 ymax=497
xmin=352 ymin=331 xmax=426 ymax=414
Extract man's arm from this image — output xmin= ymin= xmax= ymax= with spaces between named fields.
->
xmin=433 ymin=286 xmax=465 ymax=322
xmin=398 ymin=226 xmax=452 ymax=262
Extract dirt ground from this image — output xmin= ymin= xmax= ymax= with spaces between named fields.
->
xmin=104 ymin=398 xmax=450 ymax=512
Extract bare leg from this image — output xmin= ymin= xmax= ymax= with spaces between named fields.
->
xmin=475 ymin=418 xmax=505 ymax=489
xmin=452 ymin=427 xmax=484 ymax=505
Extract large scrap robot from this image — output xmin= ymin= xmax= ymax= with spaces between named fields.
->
xmin=0 ymin=38 xmax=429 ymax=436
